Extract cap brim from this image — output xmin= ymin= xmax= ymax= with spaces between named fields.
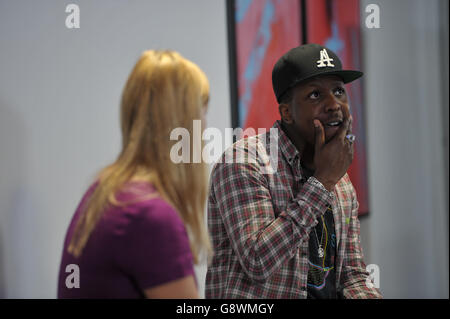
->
xmin=276 ymin=69 xmax=363 ymax=103
xmin=305 ymin=69 xmax=363 ymax=84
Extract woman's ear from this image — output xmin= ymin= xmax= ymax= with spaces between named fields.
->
xmin=279 ymin=104 xmax=293 ymax=124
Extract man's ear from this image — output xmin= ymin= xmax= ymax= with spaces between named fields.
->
xmin=279 ymin=103 xmax=293 ymax=124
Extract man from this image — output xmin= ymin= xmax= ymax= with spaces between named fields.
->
xmin=205 ymin=43 xmax=382 ymax=299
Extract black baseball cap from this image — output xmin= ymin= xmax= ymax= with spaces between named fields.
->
xmin=272 ymin=43 xmax=363 ymax=103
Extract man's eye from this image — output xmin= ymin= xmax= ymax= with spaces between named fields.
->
xmin=334 ymin=87 xmax=345 ymax=96
xmin=308 ymin=91 xmax=320 ymax=99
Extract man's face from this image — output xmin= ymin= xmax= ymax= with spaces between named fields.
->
xmin=285 ymin=75 xmax=349 ymax=145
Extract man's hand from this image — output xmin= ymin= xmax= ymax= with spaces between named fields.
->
xmin=313 ymin=108 xmax=354 ymax=192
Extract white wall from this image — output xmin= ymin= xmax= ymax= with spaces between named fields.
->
xmin=359 ymin=0 xmax=448 ymax=298
xmin=0 ymin=0 xmax=448 ymax=299
xmin=0 ymin=0 xmax=230 ymax=298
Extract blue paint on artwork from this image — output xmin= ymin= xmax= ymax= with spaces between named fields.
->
xmin=235 ymin=0 xmax=254 ymax=23
xmin=325 ymin=22 xmax=344 ymax=57
xmin=238 ymin=0 xmax=275 ymax=125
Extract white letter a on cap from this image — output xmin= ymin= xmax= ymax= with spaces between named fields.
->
xmin=316 ymin=49 xmax=334 ymax=68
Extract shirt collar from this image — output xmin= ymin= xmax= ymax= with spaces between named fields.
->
xmin=272 ymin=120 xmax=301 ymax=166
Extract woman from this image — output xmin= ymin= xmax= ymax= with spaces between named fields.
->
xmin=57 ymin=50 xmax=212 ymax=298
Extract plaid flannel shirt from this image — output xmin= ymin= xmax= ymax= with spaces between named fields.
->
xmin=205 ymin=121 xmax=382 ymax=299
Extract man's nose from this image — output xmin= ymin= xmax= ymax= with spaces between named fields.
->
xmin=324 ymin=93 xmax=340 ymax=112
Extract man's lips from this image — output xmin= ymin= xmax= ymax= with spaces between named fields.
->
xmin=323 ymin=119 xmax=343 ymax=127
xmin=321 ymin=119 xmax=343 ymax=138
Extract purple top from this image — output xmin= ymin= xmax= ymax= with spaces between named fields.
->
xmin=57 ymin=181 xmax=195 ymax=298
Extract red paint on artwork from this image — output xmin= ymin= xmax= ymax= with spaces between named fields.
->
xmin=306 ymin=0 xmax=369 ymax=215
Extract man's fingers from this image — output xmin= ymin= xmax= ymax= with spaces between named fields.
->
xmin=347 ymin=115 xmax=353 ymax=135
xmin=314 ymin=119 xmax=325 ymax=152
xmin=337 ymin=118 xmax=350 ymax=140
xmin=349 ymin=139 xmax=355 ymax=162
xmin=338 ymin=112 xmax=352 ymax=141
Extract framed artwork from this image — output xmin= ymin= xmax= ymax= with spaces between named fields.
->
xmin=227 ymin=0 xmax=303 ymax=131
xmin=227 ymin=0 xmax=369 ymax=216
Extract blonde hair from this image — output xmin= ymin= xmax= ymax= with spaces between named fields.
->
xmin=68 ymin=50 xmax=212 ymax=264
